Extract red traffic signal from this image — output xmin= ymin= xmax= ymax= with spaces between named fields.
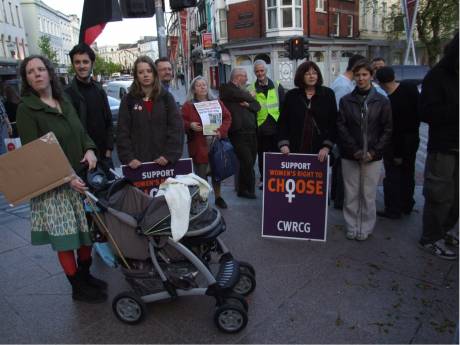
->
xmin=289 ymin=36 xmax=304 ymax=60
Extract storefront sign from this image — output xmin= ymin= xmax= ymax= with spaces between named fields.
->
xmin=202 ymin=32 xmax=213 ymax=50
xmin=262 ymin=153 xmax=329 ymax=241
xmin=122 ymin=158 xmax=193 ymax=197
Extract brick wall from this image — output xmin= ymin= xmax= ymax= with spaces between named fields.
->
xmin=227 ymin=0 xmax=262 ymax=41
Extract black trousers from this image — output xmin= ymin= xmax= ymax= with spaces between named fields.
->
xmin=230 ymin=132 xmax=257 ymax=194
xmin=331 ymin=157 xmax=344 ymax=208
xmin=421 ymin=152 xmax=459 ymax=244
xmin=382 ymin=151 xmax=417 ymax=215
xmin=257 ymin=133 xmax=278 ymax=182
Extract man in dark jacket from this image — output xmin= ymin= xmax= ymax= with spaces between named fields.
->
xmin=219 ymin=68 xmax=261 ymax=198
xmin=418 ymin=34 xmax=459 ymax=260
xmin=375 ymin=66 xmax=420 ymax=219
xmin=65 ymin=43 xmax=113 ymax=169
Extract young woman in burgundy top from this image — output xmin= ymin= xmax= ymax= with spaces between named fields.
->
xmin=116 ymin=56 xmax=184 ymax=168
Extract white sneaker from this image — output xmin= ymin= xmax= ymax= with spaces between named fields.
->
xmin=346 ymin=231 xmax=356 ymax=240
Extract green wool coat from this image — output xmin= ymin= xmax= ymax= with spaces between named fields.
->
xmin=16 ymin=93 xmax=96 ymax=170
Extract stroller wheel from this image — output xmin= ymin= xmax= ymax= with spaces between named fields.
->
xmin=222 ymin=292 xmax=249 ymax=312
xmin=238 ymin=261 xmax=256 ymax=277
xmin=214 ymin=303 xmax=248 ymax=333
xmin=233 ymin=270 xmax=256 ymax=296
xmin=112 ymin=292 xmax=146 ymax=324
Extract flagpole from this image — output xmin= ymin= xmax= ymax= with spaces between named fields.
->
xmin=154 ymin=0 xmax=168 ymax=57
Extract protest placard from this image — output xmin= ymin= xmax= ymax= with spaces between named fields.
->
xmin=121 ymin=158 xmax=193 ymax=197
xmin=193 ymin=100 xmax=222 ymax=136
xmin=262 ymin=153 xmax=329 ymax=241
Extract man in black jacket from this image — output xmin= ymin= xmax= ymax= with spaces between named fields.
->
xmin=375 ymin=66 xmax=420 ymax=219
xmin=220 ymin=68 xmax=261 ymax=198
xmin=418 ymin=34 xmax=459 ymax=260
xmin=65 ymin=43 xmax=113 ymax=168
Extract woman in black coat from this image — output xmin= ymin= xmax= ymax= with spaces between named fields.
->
xmin=278 ymin=61 xmax=337 ymax=162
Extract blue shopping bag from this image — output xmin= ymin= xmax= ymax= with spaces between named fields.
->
xmin=209 ymin=139 xmax=237 ymax=182
xmin=94 ymin=242 xmax=117 ymax=268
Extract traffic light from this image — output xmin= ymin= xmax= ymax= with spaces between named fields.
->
xmin=170 ymin=0 xmax=197 ymax=11
xmin=290 ymin=36 xmax=304 ymax=60
xmin=120 ymin=0 xmax=155 ymax=18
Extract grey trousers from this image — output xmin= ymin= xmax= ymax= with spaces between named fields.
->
xmin=421 ymin=152 xmax=459 ymax=244
xmin=342 ymin=159 xmax=382 ymax=236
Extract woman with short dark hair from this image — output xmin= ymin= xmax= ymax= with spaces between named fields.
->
xmin=337 ymin=59 xmax=392 ymax=241
xmin=278 ymin=61 xmax=337 ymax=162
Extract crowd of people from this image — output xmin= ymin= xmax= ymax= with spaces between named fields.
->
xmin=0 ymin=33 xmax=457 ymax=304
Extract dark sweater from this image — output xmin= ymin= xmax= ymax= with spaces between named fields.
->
xmin=420 ymin=54 xmax=459 ymax=152
xmin=219 ymin=82 xmax=260 ymax=135
xmin=65 ymin=78 xmax=113 ymax=157
xmin=387 ymin=81 xmax=420 ymax=157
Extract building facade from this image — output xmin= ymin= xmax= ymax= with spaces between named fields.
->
xmin=182 ymin=0 xmax=369 ymax=90
xmin=20 ymin=0 xmax=79 ymax=71
xmin=0 ymin=0 xmax=28 ymax=79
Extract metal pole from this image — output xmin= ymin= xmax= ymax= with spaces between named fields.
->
xmin=155 ymin=0 xmax=168 ymax=57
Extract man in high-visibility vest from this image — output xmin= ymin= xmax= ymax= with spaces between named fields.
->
xmin=248 ymin=60 xmax=285 ymax=189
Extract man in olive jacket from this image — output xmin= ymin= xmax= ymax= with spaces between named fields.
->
xmin=65 ymin=43 xmax=113 ymax=168
xmin=219 ymin=68 xmax=261 ymax=198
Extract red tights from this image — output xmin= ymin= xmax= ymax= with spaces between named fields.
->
xmin=57 ymin=245 xmax=92 ymax=276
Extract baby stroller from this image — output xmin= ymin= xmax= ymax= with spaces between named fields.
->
xmin=84 ymin=169 xmax=256 ymax=333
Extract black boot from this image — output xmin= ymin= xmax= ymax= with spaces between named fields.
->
xmin=66 ymin=272 xmax=107 ymax=303
xmin=77 ymin=258 xmax=108 ymax=290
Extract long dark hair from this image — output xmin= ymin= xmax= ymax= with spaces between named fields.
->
xmin=19 ymin=55 xmax=63 ymax=100
xmin=294 ymin=61 xmax=324 ymax=88
xmin=129 ymin=55 xmax=161 ymax=101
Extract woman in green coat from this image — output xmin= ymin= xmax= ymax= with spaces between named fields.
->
xmin=16 ymin=55 xmax=106 ymax=303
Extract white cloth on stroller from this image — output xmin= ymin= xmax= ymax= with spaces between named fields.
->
xmin=156 ymin=173 xmax=211 ymax=242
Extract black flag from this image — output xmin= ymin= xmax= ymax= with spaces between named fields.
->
xmin=79 ymin=0 xmax=122 ymax=45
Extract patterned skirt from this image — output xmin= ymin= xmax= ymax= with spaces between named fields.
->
xmin=30 ymin=184 xmax=93 ymax=251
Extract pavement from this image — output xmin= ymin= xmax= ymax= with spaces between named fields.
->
xmin=0 ymin=108 xmax=458 ymax=343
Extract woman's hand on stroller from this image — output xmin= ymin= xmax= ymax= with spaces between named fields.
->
xmin=81 ymin=149 xmax=98 ymax=170
xmin=128 ymin=159 xmax=142 ymax=169
xmin=70 ymin=176 xmax=88 ymax=194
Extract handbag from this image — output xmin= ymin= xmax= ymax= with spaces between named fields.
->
xmin=208 ymin=138 xmax=237 ymax=182
xmin=4 ymin=137 xmax=21 ymax=152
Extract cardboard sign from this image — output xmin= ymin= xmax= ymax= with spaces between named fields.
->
xmin=262 ymin=153 xmax=329 ymax=241
xmin=121 ymin=158 xmax=193 ymax=197
xmin=0 ymin=132 xmax=75 ymax=206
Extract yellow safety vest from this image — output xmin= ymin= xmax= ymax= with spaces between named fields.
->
xmin=248 ymin=81 xmax=280 ymax=127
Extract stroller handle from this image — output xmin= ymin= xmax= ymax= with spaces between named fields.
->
xmin=85 ymin=191 xmax=138 ymax=228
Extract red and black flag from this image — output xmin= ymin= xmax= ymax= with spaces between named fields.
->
xmin=79 ymin=0 xmax=122 ymax=45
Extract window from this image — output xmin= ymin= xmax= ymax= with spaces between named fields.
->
xmin=382 ymin=2 xmax=387 ymax=30
xmin=332 ymin=13 xmax=339 ymax=36
xmin=316 ymin=0 xmax=325 ymax=12
xmin=2 ymin=0 xmax=7 ymax=23
xmin=8 ymin=1 xmax=14 ymax=26
xmin=372 ymin=0 xmax=377 ymax=30
xmin=15 ymin=5 xmax=20 ymax=27
xmin=267 ymin=0 xmax=277 ymax=29
xmin=362 ymin=0 xmax=367 ymax=28
xmin=266 ymin=0 xmax=302 ymax=30
xmin=218 ymin=9 xmax=227 ymax=39
xmin=347 ymin=15 xmax=353 ymax=37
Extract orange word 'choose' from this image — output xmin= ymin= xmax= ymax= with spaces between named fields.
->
xmin=267 ymin=178 xmax=324 ymax=196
